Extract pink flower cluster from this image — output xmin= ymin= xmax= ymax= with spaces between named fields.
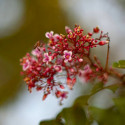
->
xmin=20 ymin=25 xmax=109 ymax=103
xmin=79 ymin=64 xmax=108 ymax=83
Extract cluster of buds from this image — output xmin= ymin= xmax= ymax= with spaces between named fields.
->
xmin=79 ymin=62 xmax=108 ymax=83
xmin=20 ymin=25 xmax=109 ymax=104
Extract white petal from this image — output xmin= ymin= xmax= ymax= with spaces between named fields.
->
xmin=50 ymin=31 xmax=54 ymax=35
xmin=63 ymin=50 xmax=68 ymax=54
xmin=45 ymin=32 xmax=50 ymax=38
xmin=44 ymin=53 xmax=48 ymax=56
xmin=69 ymin=57 xmax=72 ymax=60
xmin=69 ymin=51 xmax=72 ymax=55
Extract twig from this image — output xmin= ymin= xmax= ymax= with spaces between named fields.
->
xmin=105 ymin=34 xmax=110 ymax=71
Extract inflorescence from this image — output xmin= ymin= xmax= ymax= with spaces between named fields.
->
xmin=20 ymin=25 xmax=109 ymax=104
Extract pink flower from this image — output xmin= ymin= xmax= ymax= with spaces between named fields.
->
xmin=63 ymin=50 xmax=72 ymax=63
xmin=78 ymin=64 xmax=92 ymax=83
xmin=43 ymin=53 xmax=52 ymax=64
xmin=65 ymin=26 xmax=72 ymax=33
xmin=78 ymin=58 xmax=83 ymax=62
xmin=31 ymin=47 xmax=42 ymax=56
xmin=53 ymin=34 xmax=60 ymax=41
xmin=54 ymin=65 xmax=62 ymax=72
xmin=84 ymin=64 xmax=92 ymax=73
xmin=45 ymin=31 xmax=60 ymax=42
xmin=23 ymin=60 xmax=30 ymax=71
xmin=55 ymin=91 xmax=68 ymax=104
xmin=70 ymin=68 xmax=75 ymax=73
xmin=45 ymin=31 xmax=54 ymax=39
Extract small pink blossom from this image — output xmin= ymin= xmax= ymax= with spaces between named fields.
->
xmin=43 ymin=53 xmax=52 ymax=64
xmin=84 ymin=64 xmax=92 ymax=73
xmin=78 ymin=64 xmax=93 ymax=82
xmin=45 ymin=31 xmax=54 ymax=39
xmin=70 ymin=68 xmax=75 ymax=73
xmin=54 ymin=65 xmax=62 ymax=72
xmin=23 ymin=60 xmax=30 ymax=71
xmin=63 ymin=50 xmax=72 ymax=63
xmin=78 ymin=58 xmax=83 ymax=62
xmin=65 ymin=26 xmax=72 ymax=33
xmin=53 ymin=34 xmax=60 ymax=41
xmin=52 ymin=46 xmax=55 ymax=49
xmin=45 ymin=31 xmax=60 ymax=42
xmin=78 ymin=70 xmax=86 ymax=83
xmin=31 ymin=47 xmax=42 ymax=56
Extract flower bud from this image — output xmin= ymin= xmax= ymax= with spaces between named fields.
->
xmin=98 ymin=41 xmax=109 ymax=46
xmin=93 ymin=26 xmax=100 ymax=33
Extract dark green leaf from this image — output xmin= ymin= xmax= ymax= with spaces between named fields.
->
xmin=40 ymin=101 xmax=91 ymax=125
xmin=113 ymin=97 xmax=125 ymax=115
xmin=56 ymin=106 xmax=89 ymax=125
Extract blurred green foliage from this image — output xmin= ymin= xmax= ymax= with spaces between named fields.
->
xmin=39 ymin=82 xmax=125 ymax=125
xmin=117 ymin=0 xmax=125 ymax=8
xmin=113 ymin=60 xmax=125 ymax=69
xmin=0 ymin=0 xmax=68 ymax=105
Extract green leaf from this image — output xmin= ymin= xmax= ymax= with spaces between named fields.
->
xmin=119 ymin=60 xmax=125 ymax=66
xmin=113 ymin=60 xmax=125 ymax=68
xmin=113 ymin=97 xmax=125 ymax=115
xmin=105 ymin=84 xmax=119 ymax=92
xmin=73 ymin=95 xmax=90 ymax=106
xmin=112 ymin=62 xmax=119 ymax=67
xmin=40 ymin=102 xmax=90 ymax=125
xmin=40 ymin=120 xmax=61 ymax=125
xmin=91 ymin=82 xmax=103 ymax=94
xmin=89 ymin=106 xmax=125 ymax=125
xmin=56 ymin=106 xmax=89 ymax=125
